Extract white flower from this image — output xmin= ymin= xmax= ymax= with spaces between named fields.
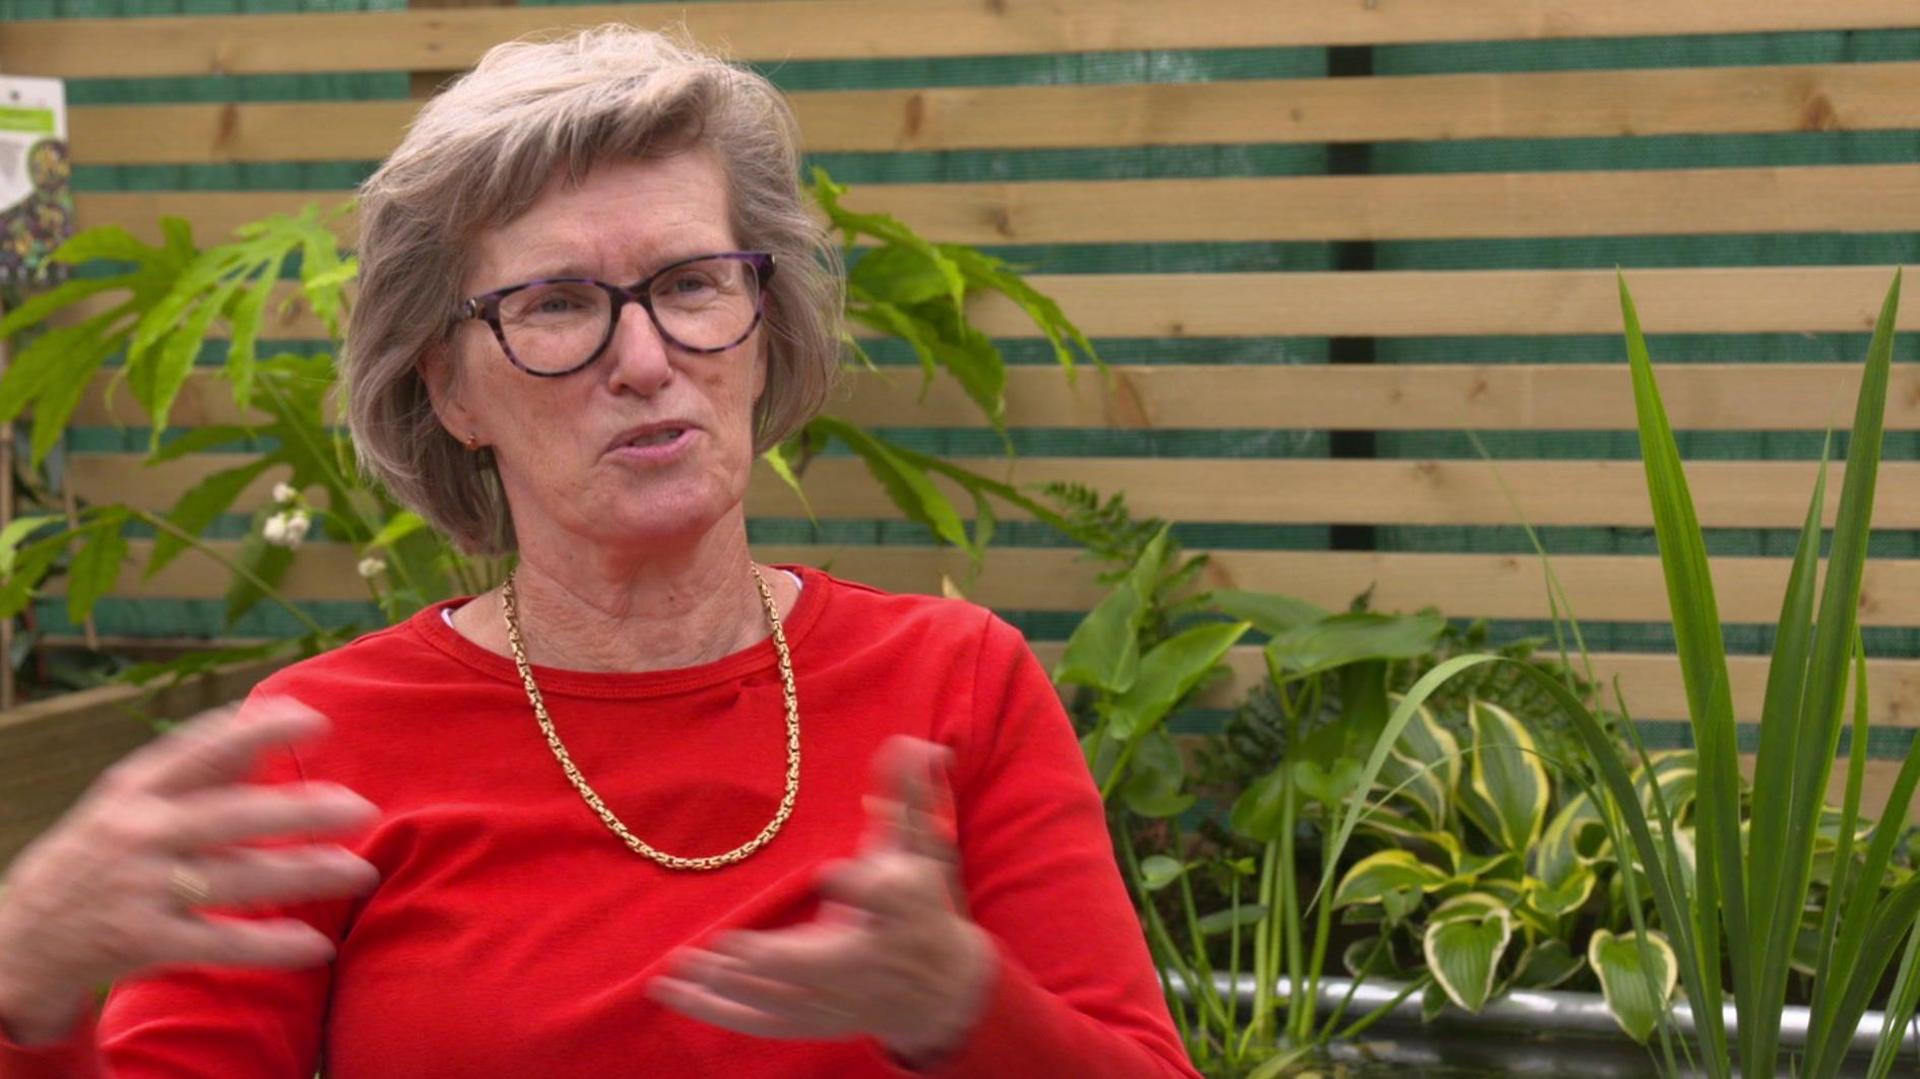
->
xmin=263 ymin=510 xmax=311 ymax=549
xmin=357 ymin=556 xmax=387 ymax=580
xmin=272 ymin=482 xmax=299 ymax=505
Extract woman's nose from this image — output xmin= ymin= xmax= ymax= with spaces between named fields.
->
xmin=604 ymin=298 xmax=674 ymax=395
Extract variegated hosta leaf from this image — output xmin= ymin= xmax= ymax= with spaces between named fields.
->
xmin=1375 ymin=696 xmax=1460 ymax=830
xmin=1528 ymin=863 xmax=1597 ymax=917
xmin=1534 ymin=788 xmax=1610 ymax=889
xmin=1332 ymin=849 xmax=1451 ymax=910
xmin=1423 ymin=901 xmax=1516 ymax=1013
xmin=1588 ymin=929 xmax=1678 ymax=1044
xmin=1631 ymin=750 xmax=1699 ymax=824
xmin=1514 ymin=937 xmax=1586 ymax=990
xmin=1453 ymin=849 xmax=1522 ymax=883
xmin=1458 ymin=699 xmax=1551 ymax=852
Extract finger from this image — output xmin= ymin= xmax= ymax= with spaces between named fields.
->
xmin=168 ymin=783 xmax=379 ymax=851
xmin=672 ymin=950 xmax=852 ymax=1034
xmin=109 ymin=698 xmax=328 ymax=798
xmin=707 ymin=925 xmax=869 ymax=988
xmin=647 ymin=976 xmax=815 ymax=1040
xmin=151 ymin=915 xmax=338 ymax=970
xmin=865 ymin=737 xmax=957 ymax=860
xmin=187 ymin=846 xmax=379 ymax=908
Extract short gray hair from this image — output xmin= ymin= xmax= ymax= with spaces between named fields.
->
xmin=345 ymin=25 xmax=843 ymax=555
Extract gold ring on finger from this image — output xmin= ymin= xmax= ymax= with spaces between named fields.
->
xmin=167 ymin=863 xmax=214 ymax=910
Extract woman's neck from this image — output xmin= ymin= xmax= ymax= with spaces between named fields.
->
xmin=450 ymin=517 xmax=793 ymax=673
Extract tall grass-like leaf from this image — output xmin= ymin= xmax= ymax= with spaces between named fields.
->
xmin=1620 ymin=274 xmax=1741 ymax=1068
xmin=1752 ymin=272 xmax=1901 ymax=1074
xmin=1866 ymin=921 xmax=1920 ymax=1079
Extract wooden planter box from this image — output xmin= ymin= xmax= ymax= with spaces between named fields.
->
xmin=0 ymin=662 xmax=285 ymax=868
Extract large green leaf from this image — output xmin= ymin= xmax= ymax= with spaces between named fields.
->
xmin=1459 ymin=699 xmax=1551 ymax=852
xmin=1053 ymin=579 xmax=1144 ymax=693
xmin=1104 ymin=620 xmax=1249 ymax=741
xmin=1210 ymin=589 xmax=1327 ymax=636
xmin=1228 ymin=765 xmax=1290 ymax=843
xmin=1423 ymin=899 xmax=1515 ymax=1013
xmin=1118 ymin=728 xmax=1195 ymax=818
xmin=1264 ymin=609 xmax=1445 ymax=680
xmin=1590 ymin=929 xmax=1678 ymax=1044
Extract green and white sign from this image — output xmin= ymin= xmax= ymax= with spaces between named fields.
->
xmin=0 ymin=76 xmax=73 ymax=287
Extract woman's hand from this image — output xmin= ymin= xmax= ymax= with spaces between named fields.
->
xmin=0 ymin=697 xmax=380 ymax=1046
xmin=649 ymin=736 xmax=996 ymax=1065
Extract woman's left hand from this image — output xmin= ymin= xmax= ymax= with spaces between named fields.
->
xmin=648 ymin=736 xmax=996 ymax=1064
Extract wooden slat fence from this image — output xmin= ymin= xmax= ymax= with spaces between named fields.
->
xmin=5 ymin=0 xmax=1920 ymax=815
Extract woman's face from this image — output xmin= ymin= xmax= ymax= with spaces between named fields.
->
xmin=431 ymin=152 xmax=768 ymax=560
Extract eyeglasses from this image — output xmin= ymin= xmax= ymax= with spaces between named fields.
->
xmin=457 ymin=251 xmax=776 ymax=377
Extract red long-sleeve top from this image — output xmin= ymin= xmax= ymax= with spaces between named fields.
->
xmin=1 ymin=566 xmax=1197 ymax=1078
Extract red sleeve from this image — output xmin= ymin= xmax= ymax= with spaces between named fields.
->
xmin=883 ymin=611 xmax=1198 ymax=1078
xmin=0 ymin=703 xmax=344 ymax=1079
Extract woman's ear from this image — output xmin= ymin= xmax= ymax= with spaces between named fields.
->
xmin=418 ymin=344 xmax=477 ymax=441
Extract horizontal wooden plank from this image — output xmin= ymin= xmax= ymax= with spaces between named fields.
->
xmin=11 ymin=2 xmax=1920 ymax=78
xmin=825 ymin=362 xmax=1920 ymax=433
xmin=90 ymin=540 xmax=1920 ymax=631
xmin=838 ymin=166 xmax=1920 ymax=244
xmin=60 ymin=454 xmax=1920 ymax=529
xmin=66 ymin=61 xmax=1920 ymax=164
xmin=53 ymin=264 xmax=1920 ymax=340
xmin=73 ymin=165 xmax=1920 ymax=247
xmin=75 ymin=362 xmax=1920 ymax=434
xmin=794 ymin=61 xmax=1920 ymax=151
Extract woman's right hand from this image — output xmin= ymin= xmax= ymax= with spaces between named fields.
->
xmin=0 ymin=697 xmax=380 ymax=1046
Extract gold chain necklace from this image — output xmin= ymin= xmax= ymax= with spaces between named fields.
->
xmin=500 ymin=565 xmax=801 ymax=871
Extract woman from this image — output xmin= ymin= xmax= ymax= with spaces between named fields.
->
xmin=0 ymin=26 xmax=1197 ymax=1079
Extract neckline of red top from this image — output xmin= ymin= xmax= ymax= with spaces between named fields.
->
xmin=406 ymin=563 xmax=831 ymax=700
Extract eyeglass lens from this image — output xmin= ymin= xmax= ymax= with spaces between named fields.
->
xmin=495 ymin=256 xmax=763 ymax=372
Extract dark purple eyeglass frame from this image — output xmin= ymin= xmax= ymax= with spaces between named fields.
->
xmin=454 ymin=250 xmax=777 ymax=378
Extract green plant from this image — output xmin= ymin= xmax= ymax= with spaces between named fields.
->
xmin=0 ymin=169 xmax=1093 ymax=690
xmin=1333 ymin=272 xmax=1920 ymax=1077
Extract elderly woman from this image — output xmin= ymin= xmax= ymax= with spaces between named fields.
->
xmin=0 ymin=26 xmax=1196 ymax=1079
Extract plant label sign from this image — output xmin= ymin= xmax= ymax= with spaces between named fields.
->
xmin=0 ymin=75 xmax=73 ymax=289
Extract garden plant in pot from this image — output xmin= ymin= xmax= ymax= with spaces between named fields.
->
xmin=1060 ymin=274 xmax=1920 ymax=1077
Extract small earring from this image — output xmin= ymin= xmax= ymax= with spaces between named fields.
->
xmin=464 ymin=433 xmax=479 ymax=452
